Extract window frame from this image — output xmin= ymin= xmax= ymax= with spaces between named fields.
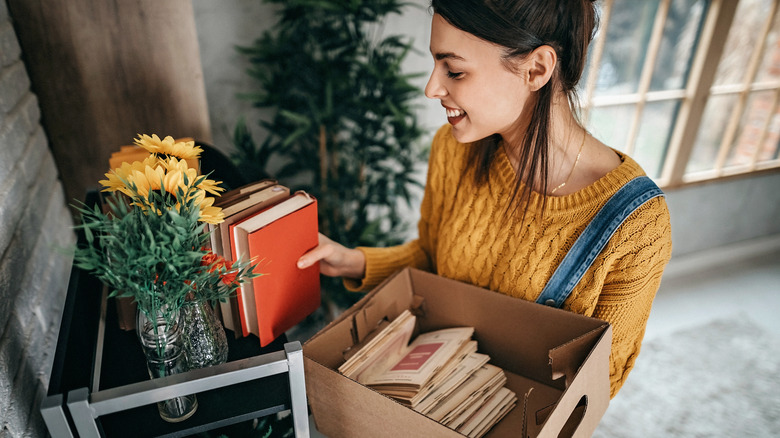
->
xmin=581 ymin=0 xmax=780 ymax=189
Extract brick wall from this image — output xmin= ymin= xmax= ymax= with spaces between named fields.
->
xmin=0 ymin=0 xmax=75 ymax=436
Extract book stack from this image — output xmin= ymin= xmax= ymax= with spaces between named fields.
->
xmin=339 ymin=310 xmax=517 ymax=438
xmin=208 ymin=180 xmax=321 ymax=347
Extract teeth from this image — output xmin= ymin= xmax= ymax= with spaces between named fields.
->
xmin=446 ymin=108 xmax=465 ymax=118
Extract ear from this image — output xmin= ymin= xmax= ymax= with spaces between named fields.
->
xmin=524 ymin=45 xmax=557 ymax=91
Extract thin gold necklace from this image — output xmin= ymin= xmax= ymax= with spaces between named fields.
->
xmin=550 ymin=131 xmax=586 ymax=195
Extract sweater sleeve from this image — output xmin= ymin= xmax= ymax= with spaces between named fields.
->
xmin=343 ymin=125 xmax=452 ymax=292
xmin=591 ymin=196 xmax=673 ymax=397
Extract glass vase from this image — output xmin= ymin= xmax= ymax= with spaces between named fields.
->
xmin=181 ymin=300 xmax=229 ymax=369
xmin=135 ymin=307 xmax=198 ymax=423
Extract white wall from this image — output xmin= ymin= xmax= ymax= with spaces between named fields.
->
xmin=192 ymin=1 xmax=780 ymax=258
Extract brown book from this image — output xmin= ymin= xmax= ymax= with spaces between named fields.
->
xmin=214 ymin=179 xmax=278 ymax=208
xmin=114 ymin=296 xmax=138 ymax=331
xmin=207 ymin=179 xmax=279 ymax=253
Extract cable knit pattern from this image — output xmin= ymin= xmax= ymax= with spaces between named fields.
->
xmin=345 ymin=124 xmax=673 ymax=397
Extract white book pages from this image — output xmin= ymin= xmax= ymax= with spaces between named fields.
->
xmin=413 ymin=352 xmax=490 ymax=414
xmin=441 ymin=371 xmax=506 ymax=426
xmin=459 ymin=387 xmax=517 ymax=438
xmin=338 ymin=310 xmax=416 ymax=380
xmin=426 ymin=363 xmax=504 ymax=422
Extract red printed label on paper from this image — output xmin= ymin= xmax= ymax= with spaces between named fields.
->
xmin=391 ymin=343 xmax=443 ymax=371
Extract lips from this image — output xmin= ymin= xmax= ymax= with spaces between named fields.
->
xmin=444 ymin=106 xmax=466 ymax=126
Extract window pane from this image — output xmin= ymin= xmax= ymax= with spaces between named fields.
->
xmin=727 ymin=90 xmax=777 ymax=167
xmin=580 ymin=1 xmax=610 ymax=95
xmin=649 ymin=0 xmax=708 ymax=91
xmin=587 ymin=104 xmax=635 ymax=152
xmin=592 ymin=1 xmax=660 ymax=95
xmin=755 ymin=6 xmax=780 ymax=83
xmin=713 ymin=0 xmax=774 ymax=87
xmin=686 ymin=94 xmax=738 ymax=173
xmin=635 ymin=100 xmax=680 ymax=177
xmin=758 ymin=96 xmax=780 ymax=161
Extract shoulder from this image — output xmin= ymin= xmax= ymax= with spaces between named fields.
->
xmin=584 ymin=150 xmax=672 ymax=250
xmin=606 ymin=152 xmax=671 ymax=234
xmin=613 ymin=180 xmax=673 ymax=264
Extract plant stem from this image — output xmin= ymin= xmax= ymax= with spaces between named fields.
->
xmin=319 ymin=124 xmax=328 ymax=195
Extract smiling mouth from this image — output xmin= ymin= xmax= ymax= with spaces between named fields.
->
xmin=446 ymin=107 xmax=466 ymax=125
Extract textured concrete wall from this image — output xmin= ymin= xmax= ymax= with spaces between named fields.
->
xmin=0 ymin=0 xmax=75 ymax=435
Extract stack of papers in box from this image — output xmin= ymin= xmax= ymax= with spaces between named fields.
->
xmin=339 ymin=310 xmax=517 ymax=438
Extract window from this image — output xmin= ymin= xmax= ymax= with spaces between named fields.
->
xmin=580 ymin=0 xmax=780 ymax=188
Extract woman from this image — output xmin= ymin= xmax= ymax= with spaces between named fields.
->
xmin=297 ymin=0 xmax=672 ymax=397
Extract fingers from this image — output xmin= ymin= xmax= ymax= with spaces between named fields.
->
xmin=297 ymin=242 xmax=334 ymax=270
xmin=297 ymin=233 xmax=365 ymax=279
xmin=298 ymin=233 xmax=341 ymax=270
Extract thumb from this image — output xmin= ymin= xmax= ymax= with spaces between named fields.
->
xmin=297 ymin=244 xmax=331 ymax=269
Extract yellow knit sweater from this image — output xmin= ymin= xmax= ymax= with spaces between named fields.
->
xmin=346 ymin=124 xmax=673 ymax=397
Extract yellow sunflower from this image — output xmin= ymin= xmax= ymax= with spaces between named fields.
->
xmin=99 ymin=155 xmax=160 ymax=194
xmin=135 ymin=134 xmax=204 ymax=160
xmin=126 ymin=164 xmax=167 ymax=200
xmin=113 ymin=161 xmax=224 ymax=224
xmin=160 ymin=157 xmax=225 ymax=196
xmin=192 ymin=190 xmax=225 ymax=224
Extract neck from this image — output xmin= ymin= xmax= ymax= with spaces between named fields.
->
xmin=500 ymin=94 xmax=586 ymax=192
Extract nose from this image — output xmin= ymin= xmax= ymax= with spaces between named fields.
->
xmin=425 ymin=69 xmax=446 ymax=100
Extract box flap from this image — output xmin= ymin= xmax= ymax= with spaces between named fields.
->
xmin=353 ymin=273 xmax=414 ymax=344
xmin=304 ymin=269 xmax=417 ymax=368
xmin=532 ymin=325 xmax=612 ymax=438
xmin=548 ymin=325 xmax=609 ymax=386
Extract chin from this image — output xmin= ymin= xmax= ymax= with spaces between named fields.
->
xmin=451 ymin=126 xmax=488 ymax=144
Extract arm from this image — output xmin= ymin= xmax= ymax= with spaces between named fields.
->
xmin=591 ymin=197 xmax=673 ymax=397
xmin=298 ymin=125 xmax=453 ymax=291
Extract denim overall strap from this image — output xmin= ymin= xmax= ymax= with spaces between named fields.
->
xmin=536 ymin=176 xmax=664 ymax=308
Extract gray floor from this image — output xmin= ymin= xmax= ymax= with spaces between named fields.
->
xmin=305 ymin=235 xmax=780 ymax=437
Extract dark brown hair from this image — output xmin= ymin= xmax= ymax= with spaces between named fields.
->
xmin=431 ymin=0 xmax=598 ymax=217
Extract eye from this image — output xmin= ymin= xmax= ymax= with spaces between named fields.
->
xmin=447 ymin=70 xmax=464 ymax=79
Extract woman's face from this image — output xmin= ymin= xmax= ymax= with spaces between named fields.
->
xmin=425 ymin=13 xmax=533 ymax=144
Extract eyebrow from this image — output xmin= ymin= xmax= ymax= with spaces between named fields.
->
xmin=433 ymin=51 xmax=466 ymax=61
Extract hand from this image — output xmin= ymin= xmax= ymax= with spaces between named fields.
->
xmin=297 ymin=233 xmax=366 ymax=279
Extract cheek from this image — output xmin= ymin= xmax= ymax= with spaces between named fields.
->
xmin=471 ymin=81 xmax=528 ymax=126
xmin=493 ymin=78 xmax=529 ymax=112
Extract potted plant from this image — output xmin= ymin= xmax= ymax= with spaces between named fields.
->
xmin=72 ymin=134 xmax=256 ymax=421
xmin=233 ymin=0 xmax=427 ymax=315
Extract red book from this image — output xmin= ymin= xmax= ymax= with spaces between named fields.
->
xmin=231 ymin=191 xmax=320 ymax=345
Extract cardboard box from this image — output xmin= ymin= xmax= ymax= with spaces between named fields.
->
xmin=303 ymin=268 xmax=612 ymax=437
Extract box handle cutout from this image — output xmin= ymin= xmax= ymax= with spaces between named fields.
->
xmin=534 ymin=395 xmax=588 ymax=437
xmin=557 ymin=395 xmax=588 ymax=438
